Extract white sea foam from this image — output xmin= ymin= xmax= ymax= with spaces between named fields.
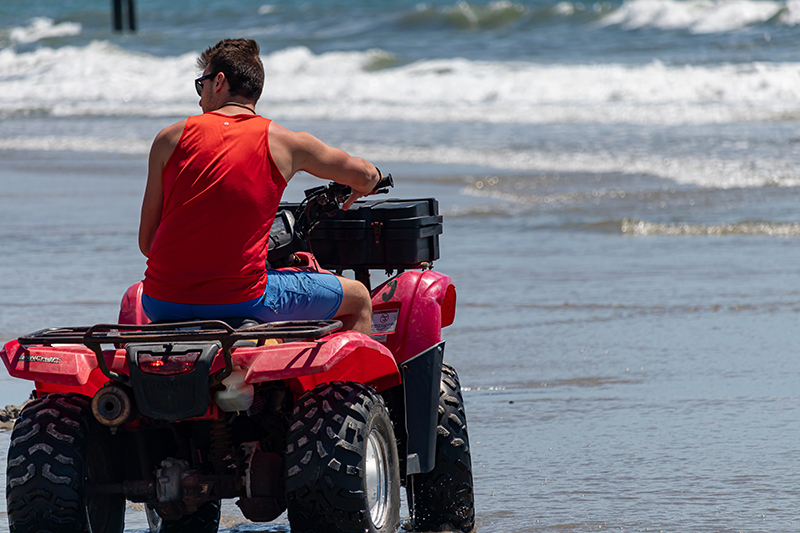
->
xmin=621 ymin=219 xmax=800 ymax=236
xmin=0 ymin=41 xmax=200 ymax=117
xmin=343 ymin=143 xmax=800 ymax=189
xmin=782 ymin=0 xmax=800 ymax=23
xmin=260 ymin=55 xmax=800 ymax=125
xmin=599 ymin=0 xmax=798 ymax=33
xmin=2 ymin=43 xmax=800 ymax=126
xmin=2 ymin=43 xmax=800 ymax=190
xmin=0 ymin=135 xmax=149 ymax=154
xmin=3 ymin=132 xmax=797 ymax=190
xmin=8 ymin=17 xmax=82 ymax=44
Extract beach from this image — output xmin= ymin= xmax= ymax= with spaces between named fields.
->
xmin=3 ymin=0 xmax=800 ymax=531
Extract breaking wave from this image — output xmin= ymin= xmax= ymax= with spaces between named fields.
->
xmin=598 ymin=0 xmax=793 ymax=33
xmin=403 ymin=0 xmax=800 ymax=33
xmin=1 ymin=41 xmax=800 ymax=125
xmin=5 ymin=17 xmax=82 ymax=45
xmin=402 ymin=1 xmax=530 ymax=30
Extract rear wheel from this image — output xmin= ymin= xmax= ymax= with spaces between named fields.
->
xmin=409 ymin=363 xmax=475 ymax=532
xmin=285 ymin=381 xmax=400 ymax=533
xmin=6 ymin=393 xmax=125 ymax=533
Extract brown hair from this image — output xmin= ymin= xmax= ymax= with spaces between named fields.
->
xmin=197 ymin=39 xmax=264 ymax=101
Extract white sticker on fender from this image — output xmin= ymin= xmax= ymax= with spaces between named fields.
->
xmin=371 ymin=309 xmax=399 ymax=335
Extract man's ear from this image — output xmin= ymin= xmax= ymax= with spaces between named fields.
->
xmin=214 ymin=72 xmax=226 ymax=93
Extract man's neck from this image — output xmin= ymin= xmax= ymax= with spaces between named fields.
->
xmin=214 ymin=99 xmax=257 ymax=115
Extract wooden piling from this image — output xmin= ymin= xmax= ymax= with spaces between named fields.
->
xmin=112 ymin=0 xmax=137 ymax=32
xmin=127 ymin=0 xmax=137 ymax=31
xmin=112 ymin=0 xmax=123 ymax=31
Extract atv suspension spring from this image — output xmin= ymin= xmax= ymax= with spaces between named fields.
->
xmin=209 ymin=418 xmax=235 ymax=475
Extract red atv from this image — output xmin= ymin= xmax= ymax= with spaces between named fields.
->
xmin=1 ymin=178 xmax=475 ymax=533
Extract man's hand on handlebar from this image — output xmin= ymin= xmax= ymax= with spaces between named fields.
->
xmin=342 ymin=170 xmax=393 ymax=210
xmin=343 ymin=187 xmax=371 ymax=211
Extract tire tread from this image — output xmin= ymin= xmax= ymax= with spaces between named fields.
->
xmin=410 ymin=363 xmax=476 ymax=533
xmin=286 ymin=381 xmax=400 ymax=533
xmin=6 ymin=394 xmax=90 ymax=533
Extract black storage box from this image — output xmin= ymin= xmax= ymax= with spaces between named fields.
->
xmin=282 ymin=198 xmax=442 ymax=270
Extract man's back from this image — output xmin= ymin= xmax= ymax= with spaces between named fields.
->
xmin=139 ymin=38 xmax=380 ymax=333
xmin=143 ymin=112 xmax=286 ymax=305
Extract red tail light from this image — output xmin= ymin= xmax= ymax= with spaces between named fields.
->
xmin=441 ymin=284 xmax=456 ymax=327
xmin=138 ymin=351 xmax=201 ymax=376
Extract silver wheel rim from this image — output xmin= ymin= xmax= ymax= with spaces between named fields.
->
xmin=365 ymin=428 xmax=390 ymax=528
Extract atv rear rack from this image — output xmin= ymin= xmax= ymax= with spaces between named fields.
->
xmin=19 ymin=320 xmax=343 ymax=346
xmin=18 ymin=320 xmax=342 ymax=385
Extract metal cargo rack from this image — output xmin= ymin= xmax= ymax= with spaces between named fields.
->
xmin=17 ymin=320 xmax=342 ymax=385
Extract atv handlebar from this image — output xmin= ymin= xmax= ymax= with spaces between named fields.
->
xmin=303 ymin=172 xmax=394 ymax=205
xmin=271 ymin=172 xmax=393 ymax=265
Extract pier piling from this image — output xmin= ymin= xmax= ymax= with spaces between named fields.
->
xmin=112 ymin=0 xmax=137 ymax=32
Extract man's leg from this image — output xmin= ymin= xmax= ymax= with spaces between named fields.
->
xmin=334 ymin=276 xmax=373 ymax=335
xmin=258 ymin=270 xmax=372 ymax=335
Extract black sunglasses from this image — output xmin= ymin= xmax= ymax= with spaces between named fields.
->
xmin=194 ymin=73 xmax=216 ymax=97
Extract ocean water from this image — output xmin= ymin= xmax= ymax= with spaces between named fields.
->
xmin=2 ymin=0 xmax=800 ymax=531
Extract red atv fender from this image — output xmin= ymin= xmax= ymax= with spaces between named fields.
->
xmin=371 ymin=270 xmax=456 ymax=364
xmin=3 ymin=277 xmax=401 ymax=398
xmin=118 ymin=280 xmax=150 ymax=326
xmin=212 ymin=333 xmax=400 ymax=394
xmin=0 ymin=340 xmax=124 ymax=397
xmin=0 ymin=332 xmax=400 ymax=400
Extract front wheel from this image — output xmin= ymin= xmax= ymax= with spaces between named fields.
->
xmin=6 ymin=393 xmax=125 ymax=533
xmin=285 ymin=381 xmax=401 ymax=533
xmin=409 ymin=363 xmax=476 ymax=532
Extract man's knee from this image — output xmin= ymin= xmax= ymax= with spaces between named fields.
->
xmin=337 ymin=277 xmax=372 ymax=316
xmin=332 ymin=277 xmax=373 ymax=334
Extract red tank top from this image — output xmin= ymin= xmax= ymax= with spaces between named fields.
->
xmin=143 ymin=112 xmax=287 ymax=304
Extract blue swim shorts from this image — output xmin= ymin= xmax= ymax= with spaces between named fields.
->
xmin=142 ymin=270 xmax=343 ymax=323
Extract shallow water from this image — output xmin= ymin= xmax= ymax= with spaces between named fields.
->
xmin=3 ymin=145 xmax=800 ymax=531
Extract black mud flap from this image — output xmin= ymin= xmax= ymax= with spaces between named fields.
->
xmin=400 ymin=341 xmax=445 ymax=475
xmin=127 ymin=342 xmax=220 ymax=421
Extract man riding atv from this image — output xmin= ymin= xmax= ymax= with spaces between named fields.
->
xmin=3 ymin=36 xmax=475 ymax=533
xmin=138 ymin=38 xmax=380 ymax=334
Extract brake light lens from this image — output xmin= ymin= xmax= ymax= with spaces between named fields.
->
xmin=441 ymin=284 xmax=456 ymax=328
xmin=138 ymin=351 xmax=201 ymax=376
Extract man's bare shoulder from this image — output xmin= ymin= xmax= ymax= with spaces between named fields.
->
xmin=150 ymin=118 xmax=187 ymax=159
xmin=155 ymin=119 xmax=188 ymax=146
xmin=267 ymin=120 xmax=293 ymax=145
xmin=267 ymin=121 xmax=317 ymax=149
xmin=148 ymin=118 xmax=187 ymax=168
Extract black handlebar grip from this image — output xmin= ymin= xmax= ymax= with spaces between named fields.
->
xmin=374 ymin=172 xmax=394 ymax=191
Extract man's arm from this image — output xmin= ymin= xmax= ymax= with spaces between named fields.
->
xmin=138 ymin=120 xmax=185 ymax=256
xmin=268 ymin=122 xmax=380 ymax=209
